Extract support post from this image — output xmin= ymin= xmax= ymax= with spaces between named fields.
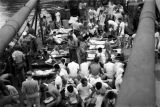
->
xmin=116 ymin=0 xmax=156 ymax=107
xmin=31 ymin=12 xmax=36 ymax=28
xmin=35 ymin=8 xmax=38 ymax=36
xmin=38 ymin=5 xmax=45 ymax=45
xmin=0 ymin=0 xmax=38 ymax=55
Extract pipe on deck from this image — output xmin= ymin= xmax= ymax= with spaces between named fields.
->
xmin=156 ymin=0 xmax=160 ymax=14
xmin=0 ymin=0 xmax=38 ymax=55
xmin=116 ymin=0 xmax=156 ymax=107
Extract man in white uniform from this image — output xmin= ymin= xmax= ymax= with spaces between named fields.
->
xmin=68 ymin=61 xmax=79 ymax=78
xmin=77 ymin=78 xmax=94 ymax=107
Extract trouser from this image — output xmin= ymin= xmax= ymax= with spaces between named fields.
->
xmin=15 ymin=63 xmax=26 ymax=86
xmin=26 ymin=96 xmax=40 ymax=107
xmin=69 ymin=49 xmax=78 ymax=62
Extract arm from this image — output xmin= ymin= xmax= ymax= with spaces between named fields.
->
xmin=99 ymin=66 xmax=104 ymax=75
xmin=85 ymin=86 xmax=95 ymax=100
xmin=21 ymin=83 xmax=25 ymax=94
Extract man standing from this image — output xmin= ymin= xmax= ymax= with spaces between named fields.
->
xmin=22 ymin=71 xmax=40 ymax=107
xmin=12 ymin=47 xmax=26 ymax=86
xmin=77 ymin=78 xmax=94 ymax=107
xmin=68 ymin=30 xmax=78 ymax=62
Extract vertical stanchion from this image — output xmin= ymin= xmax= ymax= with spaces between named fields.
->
xmin=38 ymin=5 xmax=44 ymax=45
xmin=34 ymin=11 xmax=38 ymax=36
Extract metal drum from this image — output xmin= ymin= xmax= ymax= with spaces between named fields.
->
xmin=62 ymin=20 xmax=69 ymax=29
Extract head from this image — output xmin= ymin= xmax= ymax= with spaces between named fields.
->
xmin=53 ymin=31 xmax=57 ymax=36
xmin=94 ymin=57 xmax=100 ymax=63
xmin=106 ymin=91 xmax=116 ymax=100
xmin=98 ymin=47 xmax=102 ymax=53
xmin=26 ymin=71 xmax=32 ymax=78
xmin=81 ymin=78 xmax=88 ymax=87
xmin=67 ymin=85 xmax=74 ymax=93
xmin=95 ymin=82 xmax=102 ymax=90
xmin=61 ymin=58 xmax=66 ymax=64
xmin=118 ymin=18 xmax=123 ymax=23
xmin=43 ymin=16 xmax=46 ymax=19
xmin=54 ymin=64 xmax=60 ymax=72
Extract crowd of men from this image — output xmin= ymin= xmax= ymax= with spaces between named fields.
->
xmin=0 ymin=0 xmax=160 ymax=107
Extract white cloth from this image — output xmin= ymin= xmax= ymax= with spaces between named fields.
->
xmin=80 ymin=62 xmax=90 ymax=77
xmin=65 ymin=87 xmax=78 ymax=104
xmin=68 ymin=61 xmax=79 ymax=77
xmin=114 ymin=12 xmax=122 ymax=23
xmin=88 ymin=9 xmax=94 ymax=20
xmin=89 ymin=76 xmax=102 ymax=86
xmin=115 ymin=67 xmax=124 ymax=78
xmin=155 ymin=32 xmax=160 ymax=50
xmin=108 ymin=20 xmax=118 ymax=30
xmin=55 ymin=75 xmax=63 ymax=91
xmin=69 ymin=16 xmax=78 ymax=24
xmin=132 ymin=33 xmax=136 ymax=39
xmin=77 ymin=83 xmax=92 ymax=100
xmin=115 ymin=74 xmax=123 ymax=91
xmin=94 ymin=82 xmax=109 ymax=107
xmin=59 ymin=63 xmax=66 ymax=69
xmin=119 ymin=22 xmax=125 ymax=37
xmin=104 ymin=62 xmax=115 ymax=79
xmin=72 ymin=21 xmax=82 ymax=30
xmin=55 ymin=12 xmax=60 ymax=22
xmin=59 ymin=68 xmax=68 ymax=77
xmin=95 ymin=94 xmax=104 ymax=107
xmin=114 ymin=62 xmax=124 ymax=78
xmin=96 ymin=52 xmax=106 ymax=64
xmin=99 ymin=14 xmax=106 ymax=26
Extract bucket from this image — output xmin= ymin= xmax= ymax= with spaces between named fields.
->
xmin=62 ymin=20 xmax=69 ymax=29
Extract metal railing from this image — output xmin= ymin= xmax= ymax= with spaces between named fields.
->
xmin=0 ymin=0 xmax=38 ymax=56
xmin=116 ymin=0 xmax=156 ymax=106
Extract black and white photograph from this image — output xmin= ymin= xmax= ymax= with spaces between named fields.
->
xmin=0 ymin=0 xmax=159 ymax=107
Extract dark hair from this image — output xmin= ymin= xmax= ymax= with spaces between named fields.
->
xmin=61 ymin=58 xmax=66 ymax=64
xmin=26 ymin=71 xmax=32 ymax=77
xmin=94 ymin=57 xmax=100 ymax=63
xmin=54 ymin=64 xmax=60 ymax=70
xmin=107 ymin=91 xmax=116 ymax=99
xmin=65 ymin=63 xmax=68 ymax=67
xmin=43 ymin=16 xmax=46 ymax=18
xmin=107 ymin=58 xmax=112 ymax=62
xmin=67 ymin=85 xmax=74 ymax=93
xmin=81 ymin=78 xmax=87 ymax=84
xmin=98 ymin=47 xmax=102 ymax=52
xmin=95 ymin=82 xmax=102 ymax=90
